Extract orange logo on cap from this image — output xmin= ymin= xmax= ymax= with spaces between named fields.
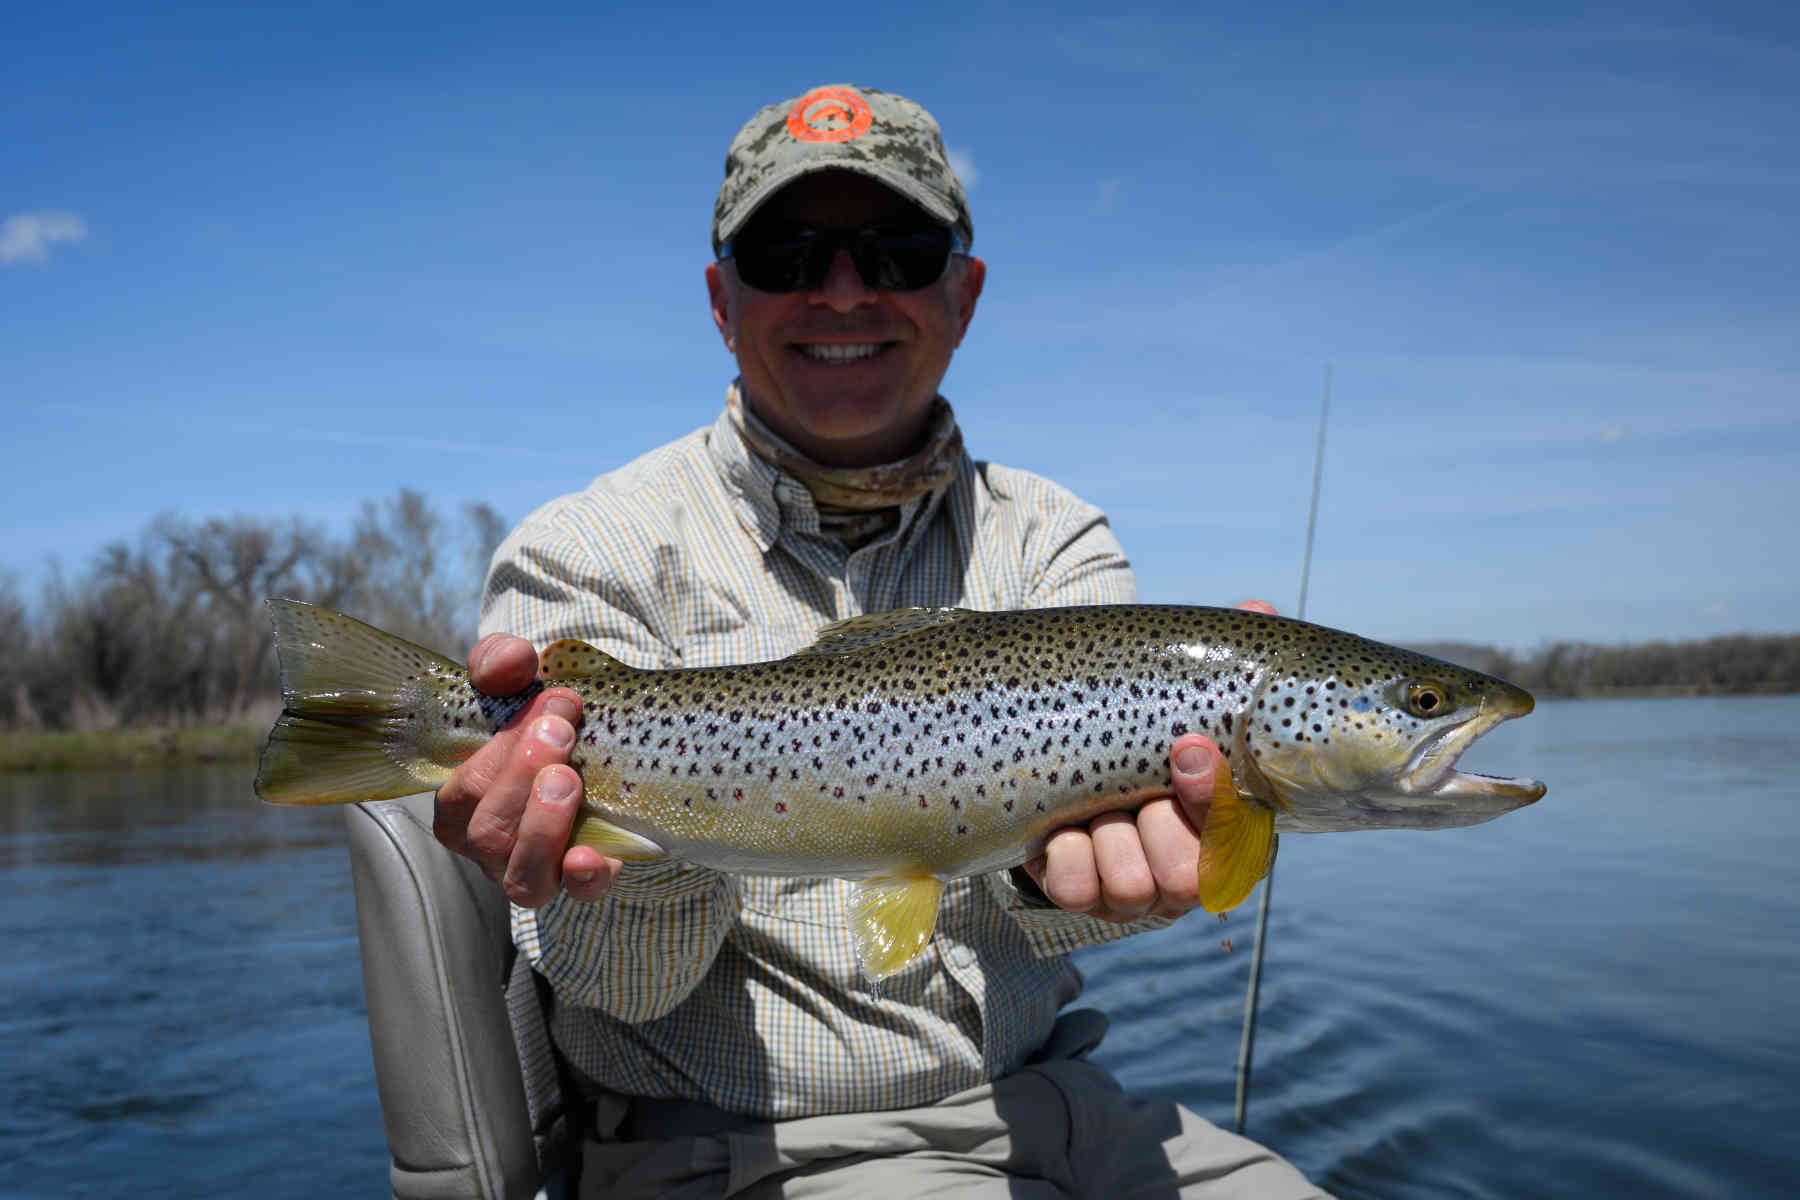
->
xmin=787 ymin=87 xmax=874 ymax=143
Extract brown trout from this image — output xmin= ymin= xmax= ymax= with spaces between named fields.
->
xmin=257 ymin=600 xmax=1545 ymax=978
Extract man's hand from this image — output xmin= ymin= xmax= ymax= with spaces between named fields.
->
xmin=433 ymin=633 xmax=623 ymax=907
xmin=1018 ymin=598 xmax=1278 ymax=923
xmin=1017 ymin=734 xmax=1224 ymax=922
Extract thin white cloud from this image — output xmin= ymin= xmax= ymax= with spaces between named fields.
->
xmin=0 ymin=211 xmax=88 ymax=264
xmin=947 ymin=147 xmax=979 ymax=191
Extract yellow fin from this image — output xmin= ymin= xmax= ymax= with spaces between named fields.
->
xmin=569 ymin=815 xmax=667 ymax=862
xmin=795 ymin=608 xmax=972 ymax=657
xmin=846 ymin=875 xmax=945 ymax=980
xmin=1194 ymin=757 xmax=1279 ymax=913
xmin=539 ymin=638 xmax=624 ymax=680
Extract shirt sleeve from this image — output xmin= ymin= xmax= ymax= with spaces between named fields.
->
xmin=981 ymin=471 xmax=1179 ymax=952
xmin=484 ymin=497 xmax=740 ymax=1023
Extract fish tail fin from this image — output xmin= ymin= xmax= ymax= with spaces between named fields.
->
xmin=255 ymin=599 xmax=459 ymax=805
xmin=1194 ymin=757 xmax=1278 ymax=913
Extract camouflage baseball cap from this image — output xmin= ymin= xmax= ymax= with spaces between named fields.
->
xmin=712 ymin=84 xmax=973 ymax=256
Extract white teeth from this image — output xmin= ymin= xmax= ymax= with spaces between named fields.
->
xmin=798 ymin=342 xmax=884 ymax=363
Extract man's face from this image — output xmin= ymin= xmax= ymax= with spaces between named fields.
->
xmin=707 ymin=170 xmax=985 ymax=468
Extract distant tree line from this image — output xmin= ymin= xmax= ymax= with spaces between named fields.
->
xmin=1 ymin=490 xmax=507 ymax=732
xmin=1410 ymin=637 xmax=1800 ymax=698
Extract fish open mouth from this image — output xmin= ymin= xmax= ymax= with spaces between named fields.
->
xmin=1398 ymin=696 xmax=1547 ymax=806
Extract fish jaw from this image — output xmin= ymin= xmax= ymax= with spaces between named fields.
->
xmin=1388 ymin=681 xmax=1544 ymax=819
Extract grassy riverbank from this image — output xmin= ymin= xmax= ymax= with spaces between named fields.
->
xmin=0 ymin=726 xmax=263 ymax=772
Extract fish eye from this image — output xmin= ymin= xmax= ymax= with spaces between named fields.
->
xmin=1403 ymin=679 xmax=1454 ymax=719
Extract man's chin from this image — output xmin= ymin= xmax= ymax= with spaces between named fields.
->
xmin=761 ymin=390 xmax=932 ymax=466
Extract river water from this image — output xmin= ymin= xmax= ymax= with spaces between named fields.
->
xmin=3 ymin=696 xmax=1796 ymax=1197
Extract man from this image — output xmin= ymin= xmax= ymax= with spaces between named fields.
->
xmin=433 ymin=84 xmax=1326 ymax=1197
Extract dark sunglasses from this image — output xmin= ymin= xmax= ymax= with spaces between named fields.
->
xmin=719 ymin=222 xmax=967 ymax=293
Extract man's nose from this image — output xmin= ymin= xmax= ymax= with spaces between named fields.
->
xmin=809 ymin=246 xmax=876 ymax=311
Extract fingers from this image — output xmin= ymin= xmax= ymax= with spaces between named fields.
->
xmin=432 ymin=633 xmax=589 ymax=903
xmin=502 ymin=765 xmax=618 ymax=907
xmin=1142 ymin=736 xmax=1219 ymax=915
xmin=457 ymin=710 xmax=577 ymax=880
xmin=1025 ymin=735 xmax=1224 ymax=923
xmin=1031 ymin=818 xmax=1157 ymax=924
xmin=560 ymin=844 xmax=624 ymax=903
xmin=468 ymin=632 xmax=543 ymax=694
xmin=433 ymin=691 xmax=581 ymax=859
xmin=1088 ymin=812 xmax=1158 ymax=920
xmin=1236 ymin=598 xmax=1278 ymax=615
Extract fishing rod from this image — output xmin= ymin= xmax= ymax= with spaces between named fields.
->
xmin=1234 ymin=362 xmax=1332 ymax=1135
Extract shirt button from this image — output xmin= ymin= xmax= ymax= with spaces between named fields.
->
xmin=948 ymin=944 xmax=975 ymax=970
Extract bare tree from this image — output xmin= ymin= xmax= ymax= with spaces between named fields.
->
xmin=155 ymin=514 xmax=329 ymax=717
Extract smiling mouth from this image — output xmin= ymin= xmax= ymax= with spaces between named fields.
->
xmin=795 ymin=342 xmax=891 ymax=364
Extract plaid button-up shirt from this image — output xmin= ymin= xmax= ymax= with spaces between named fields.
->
xmin=483 ymin=398 xmax=1170 ymax=1119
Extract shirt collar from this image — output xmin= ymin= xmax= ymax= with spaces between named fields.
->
xmin=706 ymin=382 xmax=967 ymax=557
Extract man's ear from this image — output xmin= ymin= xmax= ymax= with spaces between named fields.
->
xmin=706 ymin=261 xmax=736 ymax=352
xmin=953 ymin=256 xmax=986 ymax=347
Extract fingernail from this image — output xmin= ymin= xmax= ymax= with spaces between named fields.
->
xmin=540 ymin=771 xmax=578 ymax=806
xmin=1174 ymin=744 xmax=1210 ymax=776
xmin=535 ymin=716 xmax=573 ymax=750
xmin=546 ymin=695 xmax=581 ymax=723
xmin=567 ymin=868 xmax=597 ymax=888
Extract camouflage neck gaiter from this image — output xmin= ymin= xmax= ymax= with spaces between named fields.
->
xmin=726 ymin=381 xmax=963 ymax=547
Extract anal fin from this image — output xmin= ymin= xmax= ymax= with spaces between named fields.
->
xmin=847 ymin=875 xmax=945 ymax=980
xmin=1194 ymin=758 xmax=1278 ymax=913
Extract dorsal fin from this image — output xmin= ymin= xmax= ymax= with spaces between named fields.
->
xmin=538 ymin=638 xmax=625 ymax=680
xmin=795 ymin=607 xmax=975 ymax=657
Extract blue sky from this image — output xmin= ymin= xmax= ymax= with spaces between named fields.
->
xmin=5 ymin=1 xmax=1796 ymax=650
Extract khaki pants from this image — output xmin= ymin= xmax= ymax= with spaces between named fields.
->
xmin=579 ymin=1058 xmax=1330 ymax=1199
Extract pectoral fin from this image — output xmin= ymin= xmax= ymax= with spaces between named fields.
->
xmin=569 ymin=814 xmax=668 ymax=862
xmin=847 ymin=875 xmax=945 ymax=980
xmin=1194 ymin=758 xmax=1278 ymax=913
